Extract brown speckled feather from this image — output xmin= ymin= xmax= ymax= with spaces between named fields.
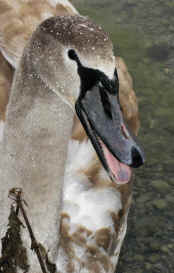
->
xmin=116 ymin=56 xmax=140 ymax=135
xmin=59 ymin=120 xmax=133 ymax=272
xmin=0 ymin=0 xmax=78 ymax=66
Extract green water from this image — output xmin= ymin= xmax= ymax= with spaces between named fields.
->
xmin=72 ymin=1 xmax=174 ymax=272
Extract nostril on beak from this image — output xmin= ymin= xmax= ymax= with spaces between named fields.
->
xmin=121 ymin=124 xmax=129 ymax=139
xmin=131 ymin=146 xmax=144 ymax=168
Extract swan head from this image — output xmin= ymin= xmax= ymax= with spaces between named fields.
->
xmin=27 ymin=15 xmax=144 ymax=184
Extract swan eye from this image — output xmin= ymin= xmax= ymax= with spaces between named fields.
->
xmin=68 ymin=49 xmax=77 ymax=60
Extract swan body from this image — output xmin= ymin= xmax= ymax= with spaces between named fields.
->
xmin=60 ymin=137 xmax=131 ymax=272
xmin=0 ymin=1 xmax=144 ymax=273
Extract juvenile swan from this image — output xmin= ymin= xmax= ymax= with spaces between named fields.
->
xmin=0 ymin=13 xmax=144 ymax=273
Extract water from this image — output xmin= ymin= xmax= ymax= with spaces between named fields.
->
xmin=72 ymin=0 xmax=174 ymax=272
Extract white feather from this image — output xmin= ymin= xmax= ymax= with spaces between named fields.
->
xmin=63 ymin=140 xmax=122 ymax=233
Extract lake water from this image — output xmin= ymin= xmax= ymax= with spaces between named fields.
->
xmin=72 ymin=0 xmax=174 ymax=272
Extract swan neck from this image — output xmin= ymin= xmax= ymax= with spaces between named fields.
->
xmin=1 ymin=60 xmax=74 ymax=268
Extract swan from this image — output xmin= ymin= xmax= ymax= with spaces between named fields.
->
xmin=0 ymin=1 xmax=144 ymax=272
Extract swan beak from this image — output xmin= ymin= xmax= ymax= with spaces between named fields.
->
xmin=75 ymin=82 xmax=145 ymax=184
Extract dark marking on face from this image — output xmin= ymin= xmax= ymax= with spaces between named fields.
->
xmin=68 ymin=49 xmax=117 ymax=98
xmin=68 ymin=49 xmax=119 ymax=121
